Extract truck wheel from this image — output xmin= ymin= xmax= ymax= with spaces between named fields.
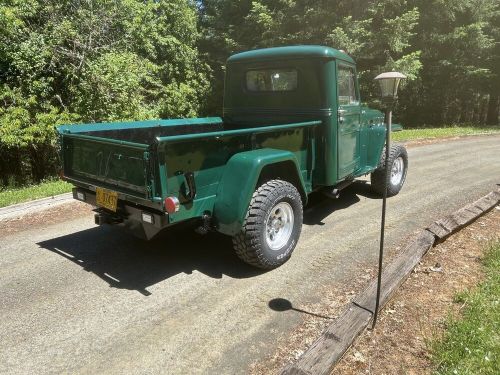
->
xmin=233 ymin=180 xmax=303 ymax=269
xmin=371 ymin=144 xmax=408 ymax=197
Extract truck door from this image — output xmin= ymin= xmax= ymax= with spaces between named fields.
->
xmin=336 ymin=64 xmax=361 ymax=179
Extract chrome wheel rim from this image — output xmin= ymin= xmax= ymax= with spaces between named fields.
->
xmin=390 ymin=156 xmax=405 ymax=186
xmin=265 ymin=202 xmax=294 ymax=251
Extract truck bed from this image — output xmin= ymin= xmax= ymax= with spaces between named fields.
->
xmin=58 ymin=118 xmax=223 ymax=204
xmin=58 ymin=117 xmax=321 ymax=220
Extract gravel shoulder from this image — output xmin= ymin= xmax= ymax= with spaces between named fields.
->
xmin=0 ymin=135 xmax=499 ymax=375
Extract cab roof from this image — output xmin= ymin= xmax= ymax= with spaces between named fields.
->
xmin=227 ymin=45 xmax=355 ymax=65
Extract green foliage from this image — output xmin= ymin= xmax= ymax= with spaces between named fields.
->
xmin=76 ymin=52 xmax=160 ymax=122
xmin=402 ymin=0 xmax=500 ymax=125
xmin=431 ymin=241 xmax=500 ymax=374
xmin=326 ymin=17 xmax=373 ymax=55
xmin=199 ymin=0 xmax=500 ymax=125
xmin=0 ymin=0 xmax=210 ymax=186
xmin=199 ymin=0 xmax=427 ymax=113
xmin=381 ymin=8 xmax=420 ymax=53
xmin=0 ymin=178 xmax=72 ymax=208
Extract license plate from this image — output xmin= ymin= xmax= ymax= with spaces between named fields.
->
xmin=96 ymin=187 xmax=118 ymax=212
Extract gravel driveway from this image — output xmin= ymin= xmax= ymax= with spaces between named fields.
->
xmin=1 ymin=136 xmax=499 ymax=374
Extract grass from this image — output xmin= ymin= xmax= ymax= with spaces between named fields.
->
xmin=392 ymin=126 xmax=500 ymax=142
xmin=431 ymin=241 xmax=500 ymax=375
xmin=0 ymin=179 xmax=72 ymax=208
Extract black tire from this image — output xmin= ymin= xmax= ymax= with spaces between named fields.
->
xmin=232 ymin=179 xmax=303 ymax=269
xmin=371 ymin=144 xmax=408 ymax=197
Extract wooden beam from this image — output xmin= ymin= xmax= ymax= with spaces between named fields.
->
xmin=283 ymin=305 xmax=372 ymax=375
xmin=353 ymin=230 xmax=435 ymax=312
xmin=427 ymin=190 xmax=500 ymax=240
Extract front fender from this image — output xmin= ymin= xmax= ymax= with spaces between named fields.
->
xmin=213 ymin=148 xmax=306 ymax=236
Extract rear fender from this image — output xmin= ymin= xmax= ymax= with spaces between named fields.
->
xmin=213 ymin=148 xmax=306 ymax=236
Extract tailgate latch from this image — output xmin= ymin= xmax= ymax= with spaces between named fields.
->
xmin=183 ymin=171 xmax=197 ymax=201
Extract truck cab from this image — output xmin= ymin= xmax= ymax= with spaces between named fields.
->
xmin=223 ymin=46 xmax=386 ymax=186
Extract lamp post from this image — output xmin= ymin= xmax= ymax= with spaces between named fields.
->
xmin=371 ymin=72 xmax=406 ymax=329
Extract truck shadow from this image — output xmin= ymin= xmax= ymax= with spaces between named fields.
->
xmin=37 ymin=225 xmax=263 ymax=296
xmin=37 ymin=181 xmax=377 ymax=295
xmin=304 ymin=181 xmax=377 ymax=225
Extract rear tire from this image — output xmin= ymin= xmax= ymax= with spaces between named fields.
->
xmin=371 ymin=144 xmax=408 ymax=197
xmin=232 ymin=180 xmax=303 ymax=269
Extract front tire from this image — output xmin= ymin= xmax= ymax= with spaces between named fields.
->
xmin=371 ymin=144 xmax=408 ymax=197
xmin=232 ymin=180 xmax=303 ymax=269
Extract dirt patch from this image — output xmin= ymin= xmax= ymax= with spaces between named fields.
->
xmin=0 ymin=201 xmax=92 ymax=236
xmin=334 ymin=207 xmax=500 ymax=374
xmin=250 ymin=283 xmax=370 ymax=375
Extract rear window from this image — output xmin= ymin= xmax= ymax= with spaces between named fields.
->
xmin=246 ymin=69 xmax=298 ymax=92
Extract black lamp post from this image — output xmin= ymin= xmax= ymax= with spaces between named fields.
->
xmin=372 ymin=72 xmax=406 ymax=329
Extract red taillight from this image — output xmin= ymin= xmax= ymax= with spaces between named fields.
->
xmin=164 ymin=196 xmax=180 ymax=214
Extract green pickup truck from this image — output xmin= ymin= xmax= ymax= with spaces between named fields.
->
xmin=58 ymin=45 xmax=408 ymax=269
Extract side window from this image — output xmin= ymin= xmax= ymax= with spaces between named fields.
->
xmin=338 ymin=66 xmax=358 ymax=105
xmin=246 ymin=69 xmax=297 ymax=92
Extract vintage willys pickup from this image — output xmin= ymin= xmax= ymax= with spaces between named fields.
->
xmin=58 ymin=45 xmax=408 ymax=269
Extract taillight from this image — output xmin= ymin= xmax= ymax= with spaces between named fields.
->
xmin=164 ymin=196 xmax=180 ymax=214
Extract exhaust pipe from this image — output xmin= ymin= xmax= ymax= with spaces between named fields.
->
xmin=94 ymin=212 xmax=123 ymax=225
xmin=94 ymin=213 xmax=108 ymax=225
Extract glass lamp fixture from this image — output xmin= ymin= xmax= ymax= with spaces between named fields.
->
xmin=374 ymin=72 xmax=407 ymax=102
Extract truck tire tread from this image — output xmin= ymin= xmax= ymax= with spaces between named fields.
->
xmin=371 ymin=143 xmax=408 ymax=197
xmin=233 ymin=179 xmax=302 ymax=269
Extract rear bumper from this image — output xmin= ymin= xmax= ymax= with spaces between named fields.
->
xmin=72 ymin=187 xmax=169 ymax=240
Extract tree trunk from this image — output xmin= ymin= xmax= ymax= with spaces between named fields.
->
xmin=486 ymin=91 xmax=500 ymax=125
xmin=29 ymin=146 xmax=49 ymax=184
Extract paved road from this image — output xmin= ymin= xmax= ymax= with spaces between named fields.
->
xmin=1 ymin=136 xmax=499 ymax=375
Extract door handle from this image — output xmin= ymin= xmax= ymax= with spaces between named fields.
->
xmin=338 ymin=109 xmax=346 ymax=124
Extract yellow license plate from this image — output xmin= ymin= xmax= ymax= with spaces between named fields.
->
xmin=95 ymin=187 xmax=118 ymax=212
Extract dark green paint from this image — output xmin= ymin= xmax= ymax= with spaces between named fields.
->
xmin=227 ymin=45 xmax=355 ymax=65
xmin=157 ymin=121 xmax=318 ymax=230
xmin=58 ymin=117 xmax=223 ymax=135
xmin=213 ymin=149 xmax=306 ymax=235
xmin=57 ymin=46 xmax=391 ymax=236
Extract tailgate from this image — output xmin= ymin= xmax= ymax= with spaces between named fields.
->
xmin=61 ymin=134 xmax=152 ymax=198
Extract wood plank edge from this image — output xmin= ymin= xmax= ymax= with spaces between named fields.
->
xmin=353 ymin=230 xmax=435 ymax=311
xmin=427 ymin=190 xmax=500 ymax=240
xmin=281 ymin=304 xmax=371 ymax=375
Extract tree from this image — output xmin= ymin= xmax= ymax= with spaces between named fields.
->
xmin=199 ymin=0 xmax=422 ymax=115
xmin=0 ymin=0 xmax=210 ymax=185
xmin=405 ymin=0 xmax=499 ymax=125
xmin=199 ymin=0 xmax=499 ymax=126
